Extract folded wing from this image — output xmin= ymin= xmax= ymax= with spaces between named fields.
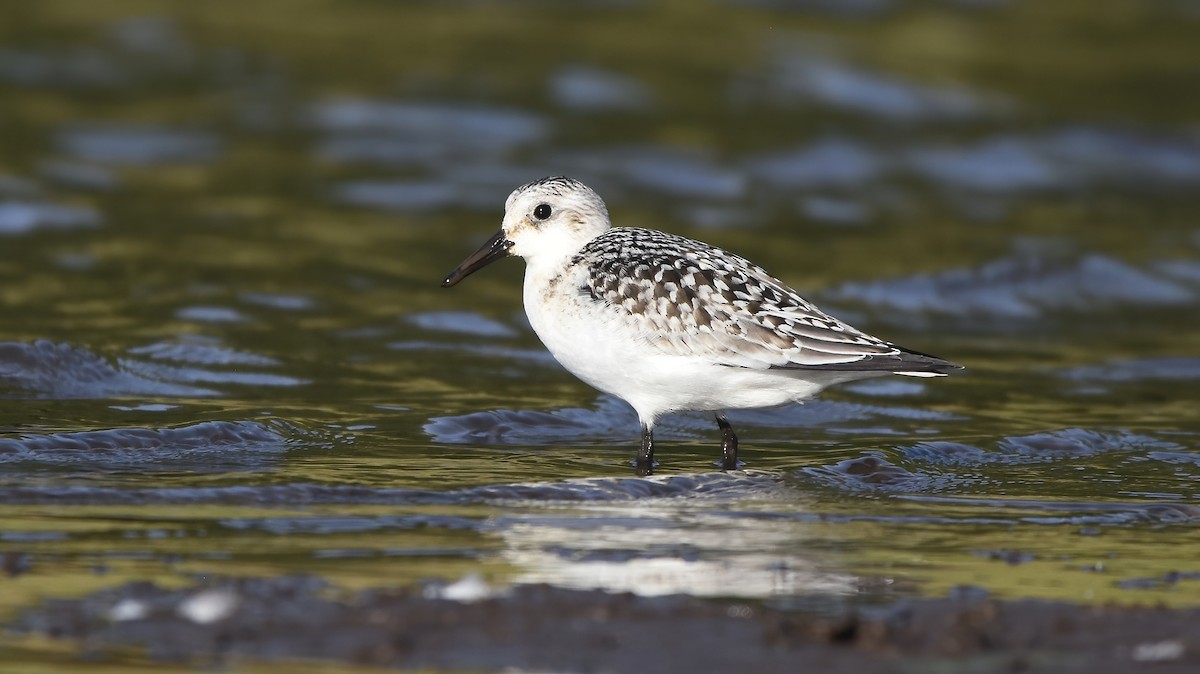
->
xmin=577 ymin=228 xmax=958 ymax=375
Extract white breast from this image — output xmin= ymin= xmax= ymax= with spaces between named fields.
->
xmin=522 ymin=264 xmax=860 ymax=424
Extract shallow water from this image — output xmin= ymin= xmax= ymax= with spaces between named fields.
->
xmin=1 ymin=1 xmax=1199 ymax=666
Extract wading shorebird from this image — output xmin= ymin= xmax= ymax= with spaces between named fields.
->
xmin=443 ymin=177 xmax=960 ymax=475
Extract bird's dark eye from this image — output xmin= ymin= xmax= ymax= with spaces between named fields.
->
xmin=533 ymin=204 xmax=552 ymax=220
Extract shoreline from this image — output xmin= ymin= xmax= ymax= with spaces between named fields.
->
xmin=8 ymin=574 xmax=1197 ymax=673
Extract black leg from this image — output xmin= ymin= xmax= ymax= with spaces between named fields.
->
xmin=715 ymin=413 xmax=739 ymax=470
xmin=635 ymin=423 xmax=655 ymax=476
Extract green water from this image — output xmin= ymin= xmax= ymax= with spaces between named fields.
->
xmin=1 ymin=1 xmax=1199 ymax=667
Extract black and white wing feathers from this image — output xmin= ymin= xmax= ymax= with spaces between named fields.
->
xmin=574 ymin=228 xmax=957 ymax=375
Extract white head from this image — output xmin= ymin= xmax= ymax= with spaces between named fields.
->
xmin=442 ymin=177 xmax=612 ymax=287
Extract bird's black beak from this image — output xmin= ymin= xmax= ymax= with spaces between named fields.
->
xmin=442 ymin=230 xmax=514 ymax=288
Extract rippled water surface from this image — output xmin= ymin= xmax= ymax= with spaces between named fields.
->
xmin=2 ymin=1 xmax=1199 ymax=666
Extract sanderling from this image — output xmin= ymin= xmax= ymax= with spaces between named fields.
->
xmin=443 ymin=176 xmax=961 ymax=474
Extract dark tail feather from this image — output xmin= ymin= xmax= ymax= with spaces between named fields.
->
xmin=772 ymin=345 xmax=962 ymax=375
xmin=890 ymin=344 xmax=963 ymax=375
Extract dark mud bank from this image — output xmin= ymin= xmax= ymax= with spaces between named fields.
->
xmin=9 ymin=575 xmax=1197 ymax=673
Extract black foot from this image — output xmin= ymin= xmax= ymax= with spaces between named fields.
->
xmin=634 ymin=423 xmax=655 ymax=476
xmin=715 ymin=413 xmax=739 ymax=470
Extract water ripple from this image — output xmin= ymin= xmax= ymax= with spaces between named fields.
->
xmin=1045 ymin=126 xmax=1200 ymax=185
xmin=899 ymin=429 xmax=1182 ymax=467
xmin=311 ymin=100 xmax=548 ymax=154
xmin=56 ymin=124 xmax=221 ymax=165
xmin=1059 ymin=357 xmax=1200 ymax=383
xmin=426 ymin=396 xmax=957 ymax=445
xmin=899 ymin=495 xmax=1200 ymax=525
xmin=128 ymin=340 xmax=281 ymax=367
xmin=550 ymin=64 xmax=655 ymax=112
xmin=750 ymin=51 xmax=1005 ymax=121
xmin=219 ymin=513 xmax=483 ymax=535
xmin=0 ymin=47 xmax=126 ymax=88
xmin=175 ymin=306 xmax=249 ymax=323
xmin=828 ymin=252 xmax=1197 ymax=323
xmin=803 ymin=453 xmax=969 ymax=492
xmin=807 ymin=429 xmax=1188 ymax=499
xmin=995 ymin=428 xmax=1182 ymax=460
xmin=332 ymin=180 xmax=458 ymax=212
xmin=118 ymin=359 xmax=308 ymax=387
xmin=405 ymin=311 xmax=519 ymax=338
xmin=739 ymin=128 xmax=1200 ymax=198
xmin=745 ymin=137 xmax=883 ymax=189
xmin=0 ymin=200 xmax=101 ymax=235
xmin=0 ymin=340 xmax=217 ymax=399
xmin=0 ymin=472 xmax=783 ymax=506
xmin=0 ymin=419 xmax=295 ymax=468
xmin=908 ymin=137 xmax=1061 ymax=192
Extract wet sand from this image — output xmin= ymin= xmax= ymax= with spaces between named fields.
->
xmin=10 ymin=575 xmax=1196 ymax=673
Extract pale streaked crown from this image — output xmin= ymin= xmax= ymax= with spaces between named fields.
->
xmin=501 ymin=177 xmax=612 ymax=265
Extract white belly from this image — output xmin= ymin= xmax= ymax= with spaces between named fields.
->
xmin=523 ymin=269 xmax=867 ymax=425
